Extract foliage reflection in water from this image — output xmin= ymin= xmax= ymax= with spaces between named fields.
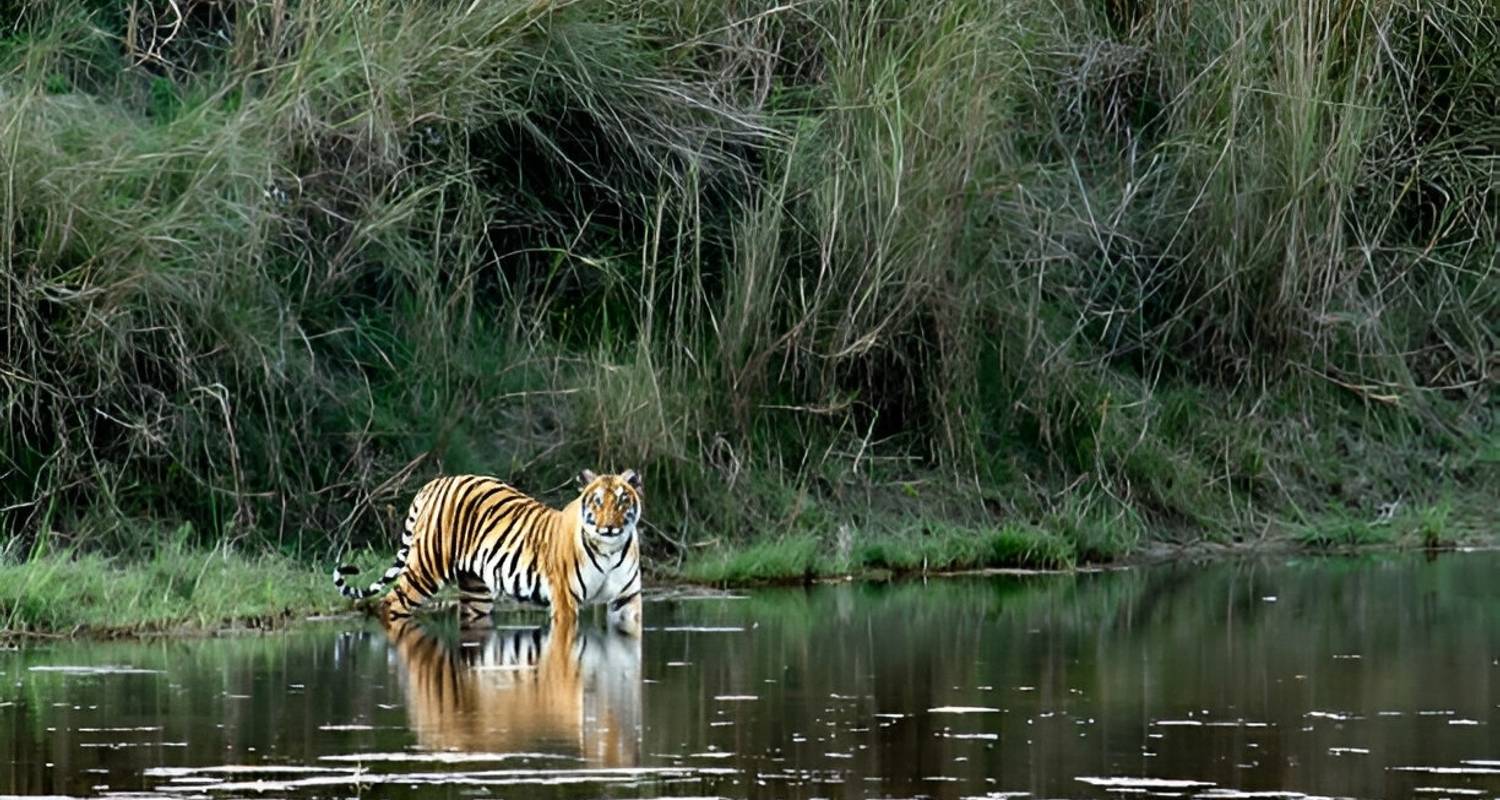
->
xmin=4 ymin=552 xmax=1500 ymax=799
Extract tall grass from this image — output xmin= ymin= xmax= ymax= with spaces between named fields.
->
xmin=1 ymin=0 xmax=1494 ymax=568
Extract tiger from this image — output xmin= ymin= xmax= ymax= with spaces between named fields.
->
xmin=383 ymin=615 xmax=641 ymax=763
xmin=334 ymin=469 xmax=643 ymax=634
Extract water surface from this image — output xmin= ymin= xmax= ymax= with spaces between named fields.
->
xmin=4 ymin=552 xmax=1500 ymax=798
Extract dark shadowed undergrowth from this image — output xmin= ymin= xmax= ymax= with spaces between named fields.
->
xmin=0 ymin=0 xmax=1495 ymax=625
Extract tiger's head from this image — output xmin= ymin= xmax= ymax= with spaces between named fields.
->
xmin=576 ymin=469 xmax=643 ymax=549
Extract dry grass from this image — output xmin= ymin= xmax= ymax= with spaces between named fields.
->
xmin=0 ymin=0 xmax=1493 ymax=572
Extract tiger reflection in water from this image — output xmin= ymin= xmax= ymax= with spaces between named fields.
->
xmin=383 ymin=615 xmax=641 ymax=765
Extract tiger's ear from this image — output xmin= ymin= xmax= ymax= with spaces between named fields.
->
xmin=576 ymin=469 xmax=598 ymax=488
xmin=622 ymin=468 xmax=643 ymax=493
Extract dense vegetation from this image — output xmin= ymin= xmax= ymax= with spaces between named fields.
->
xmin=2 ymin=0 xmax=1495 ymax=598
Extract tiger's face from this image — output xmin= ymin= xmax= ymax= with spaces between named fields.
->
xmin=577 ymin=469 xmax=642 ymax=549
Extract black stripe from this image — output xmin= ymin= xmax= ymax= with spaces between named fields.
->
xmin=439 ymin=476 xmax=484 ymax=578
xmin=408 ymin=562 xmax=439 ymax=596
xmin=583 ymin=535 xmax=604 ymax=573
xmin=502 ymin=537 xmax=526 ymax=582
xmin=418 ymin=476 xmax=465 ymax=584
xmin=471 ymin=492 xmax=521 ymax=541
xmin=471 ymin=495 xmax=528 ymax=572
xmin=498 ymin=501 xmax=534 ymax=545
xmin=456 ymin=480 xmax=506 ymax=557
xmin=610 ymin=589 xmax=640 ymax=611
xmin=617 ymin=562 xmax=639 ymax=594
xmin=499 ymin=505 xmax=545 ymax=579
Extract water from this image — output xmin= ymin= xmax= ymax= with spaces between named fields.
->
xmin=4 ymin=552 xmax=1500 ymax=799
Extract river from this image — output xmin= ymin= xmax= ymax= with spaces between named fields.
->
xmin=4 ymin=552 xmax=1498 ymax=798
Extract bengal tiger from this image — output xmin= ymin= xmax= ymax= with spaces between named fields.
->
xmin=334 ymin=469 xmax=643 ymax=634
xmin=382 ymin=616 xmax=642 ymax=763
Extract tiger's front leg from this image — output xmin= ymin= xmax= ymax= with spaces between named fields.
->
xmin=608 ymin=592 xmax=642 ymax=638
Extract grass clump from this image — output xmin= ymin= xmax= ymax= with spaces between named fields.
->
xmin=681 ymin=535 xmax=823 ymax=585
xmin=1294 ymin=513 xmax=1396 ymax=551
xmin=681 ymin=520 xmax=1074 ymax=586
xmin=0 ymin=525 xmax=352 ymax=635
xmin=856 ymin=522 xmax=1075 ymax=573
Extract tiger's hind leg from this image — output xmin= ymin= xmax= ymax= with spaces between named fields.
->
xmin=378 ymin=568 xmax=444 ymax=628
xmin=457 ymin=571 xmax=495 ymax=629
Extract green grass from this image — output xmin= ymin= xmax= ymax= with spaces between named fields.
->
xmin=0 ymin=0 xmax=1494 ymax=588
xmin=1293 ymin=513 xmax=1397 ymax=551
xmin=1290 ymin=495 xmax=1488 ymax=552
xmin=680 ymin=519 xmax=1076 ymax=585
xmin=681 ymin=535 xmax=825 ymax=585
xmin=0 ymin=528 xmax=356 ymax=635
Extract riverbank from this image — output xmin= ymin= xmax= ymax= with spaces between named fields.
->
xmin=3 ymin=493 xmax=1491 ymax=639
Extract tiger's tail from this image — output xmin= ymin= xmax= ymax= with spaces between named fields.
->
xmin=333 ymin=502 xmax=420 ymax=599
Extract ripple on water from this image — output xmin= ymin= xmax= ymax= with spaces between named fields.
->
xmin=1075 ymin=776 xmax=1215 ymax=789
xmin=27 ymin=666 xmax=164 ymax=675
xmin=142 ymin=764 xmax=740 ymax=793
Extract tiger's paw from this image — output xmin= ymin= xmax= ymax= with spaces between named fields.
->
xmin=377 ymin=596 xmax=410 ymax=629
xmin=609 ymin=601 xmax=642 ymax=638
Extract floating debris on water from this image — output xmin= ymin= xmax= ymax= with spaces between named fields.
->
xmin=27 ymin=665 xmax=163 ymax=675
xmin=1305 ymin=711 xmax=1359 ymax=721
xmin=143 ymin=764 xmax=739 ymax=792
xmin=79 ymin=742 xmax=187 ymax=749
xmin=319 ymin=752 xmax=580 ymax=764
xmin=1075 ymin=776 xmax=1214 ymax=789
